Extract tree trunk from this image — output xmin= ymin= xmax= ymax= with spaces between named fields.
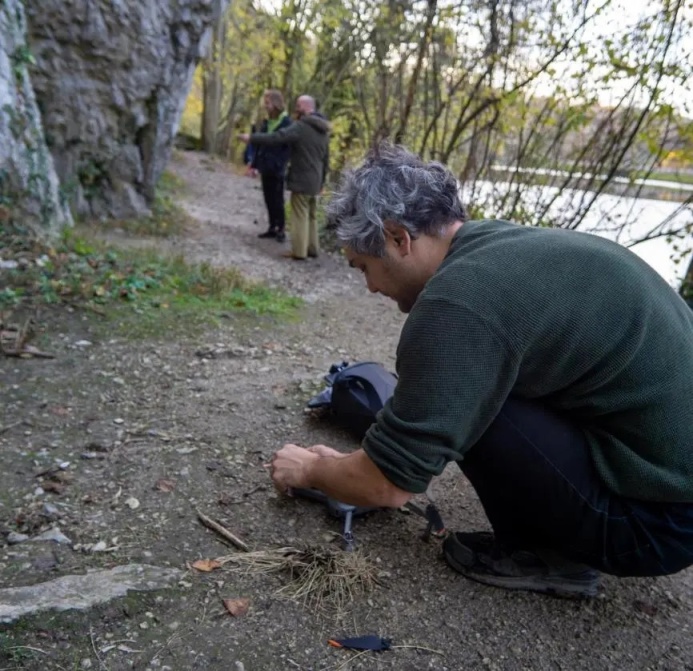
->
xmin=201 ymin=7 xmax=227 ymax=154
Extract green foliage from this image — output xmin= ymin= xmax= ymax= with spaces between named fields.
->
xmin=10 ymin=44 xmax=35 ymax=81
xmin=180 ymin=0 xmax=692 ymax=260
xmin=0 ymin=224 xmax=301 ymax=318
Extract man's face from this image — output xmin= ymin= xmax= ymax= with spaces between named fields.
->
xmin=345 ymin=242 xmax=422 ymax=314
xmin=294 ymin=99 xmax=309 ymax=119
xmin=263 ymin=95 xmax=273 ymax=114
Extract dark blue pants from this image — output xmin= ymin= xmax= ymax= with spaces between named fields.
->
xmin=460 ymin=398 xmax=693 ymax=577
xmin=261 ymin=173 xmax=286 ymax=233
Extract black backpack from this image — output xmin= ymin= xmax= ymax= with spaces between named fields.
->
xmin=306 ymin=361 xmax=397 ymax=440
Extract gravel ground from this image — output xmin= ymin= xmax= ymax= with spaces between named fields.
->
xmin=0 ymin=151 xmax=691 ymax=671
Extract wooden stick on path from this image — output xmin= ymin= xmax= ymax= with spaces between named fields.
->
xmin=197 ymin=509 xmax=249 ymax=552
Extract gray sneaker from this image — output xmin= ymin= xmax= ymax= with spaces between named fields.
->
xmin=443 ymin=532 xmax=601 ymax=599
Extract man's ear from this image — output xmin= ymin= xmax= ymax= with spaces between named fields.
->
xmin=383 ymin=221 xmax=413 ymax=257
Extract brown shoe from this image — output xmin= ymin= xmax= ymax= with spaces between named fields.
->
xmin=281 ymin=251 xmax=306 ymax=260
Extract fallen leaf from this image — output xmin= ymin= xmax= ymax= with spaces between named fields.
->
xmin=155 ymin=479 xmax=176 ymax=492
xmin=191 ymin=559 xmax=221 ymax=572
xmin=223 ymin=597 xmax=250 ymax=617
xmin=217 ymin=492 xmax=234 ymax=506
xmin=42 ymin=480 xmax=65 ymax=495
xmin=51 ymin=405 xmax=72 ymax=417
xmin=633 ymin=600 xmax=658 ymax=616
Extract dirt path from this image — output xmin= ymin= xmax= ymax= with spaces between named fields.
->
xmin=1 ymin=150 xmax=691 ymax=671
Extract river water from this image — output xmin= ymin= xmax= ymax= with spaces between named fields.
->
xmin=465 ymin=180 xmax=692 ymax=288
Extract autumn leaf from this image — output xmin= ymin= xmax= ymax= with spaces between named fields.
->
xmin=191 ymin=559 xmax=221 ymax=572
xmin=223 ymin=597 xmax=250 ymax=617
xmin=49 ymin=406 xmax=71 ymax=416
xmin=155 ymin=479 xmax=176 ymax=492
xmin=42 ymin=480 xmax=66 ymax=495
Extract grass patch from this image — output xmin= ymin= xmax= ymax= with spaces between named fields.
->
xmin=0 ymin=224 xmax=301 ymax=325
xmin=631 ymin=170 xmax=693 ymax=186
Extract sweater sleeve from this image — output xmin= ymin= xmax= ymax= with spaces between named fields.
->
xmin=362 ymin=297 xmax=521 ymax=493
xmin=250 ymin=123 xmax=301 ymax=146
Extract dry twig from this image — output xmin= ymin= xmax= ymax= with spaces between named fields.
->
xmin=196 ymin=509 xmax=249 ymax=551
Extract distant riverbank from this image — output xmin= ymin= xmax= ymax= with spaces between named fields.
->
xmin=489 ymin=166 xmax=693 ymax=204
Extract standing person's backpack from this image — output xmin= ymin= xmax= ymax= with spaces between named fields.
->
xmin=306 ymin=361 xmax=397 ymax=440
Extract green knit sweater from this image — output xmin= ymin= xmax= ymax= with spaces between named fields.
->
xmin=363 ymin=220 xmax=693 ymax=502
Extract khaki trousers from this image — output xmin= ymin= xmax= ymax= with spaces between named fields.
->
xmin=289 ymin=193 xmax=319 ymax=258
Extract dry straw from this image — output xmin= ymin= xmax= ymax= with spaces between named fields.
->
xmin=216 ymin=545 xmax=381 ymax=610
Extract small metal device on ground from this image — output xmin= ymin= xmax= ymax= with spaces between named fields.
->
xmin=292 ymin=486 xmax=446 ymax=551
xmin=292 ymin=487 xmax=377 ymax=551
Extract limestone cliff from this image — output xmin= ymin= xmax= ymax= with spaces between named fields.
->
xmin=0 ymin=0 xmax=71 ymax=239
xmin=24 ymin=0 xmax=226 ymax=220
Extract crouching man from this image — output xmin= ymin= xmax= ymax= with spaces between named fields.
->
xmin=265 ymin=144 xmax=693 ymax=598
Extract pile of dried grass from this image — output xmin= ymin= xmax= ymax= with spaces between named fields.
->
xmin=216 ymin=545 xmax=381 ymax=610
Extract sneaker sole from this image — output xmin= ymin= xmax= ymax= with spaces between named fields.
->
xmin=444 ymin=549 xmax=600 ymax=599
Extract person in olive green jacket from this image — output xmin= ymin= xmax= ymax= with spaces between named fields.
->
xmin=264 ymin=144 xmax=693 ymax=600
xmin=239 ymin=95 xmax=330 ymax=260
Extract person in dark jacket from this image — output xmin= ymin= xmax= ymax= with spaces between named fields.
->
xmin=247 ymin=90 xmax=292 ymax=242
xmin=239 ymin=95 xmax=330 ymax=260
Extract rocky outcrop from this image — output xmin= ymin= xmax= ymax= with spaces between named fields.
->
xmin=0 ymin=0 xmax=72 ymax=239
xmin=24 ymin=0 xmax=226 ymax=220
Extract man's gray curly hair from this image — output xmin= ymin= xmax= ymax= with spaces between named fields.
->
xmin=326 ymin=143 xmax=467 ymax=257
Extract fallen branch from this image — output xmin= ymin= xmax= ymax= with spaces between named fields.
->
xmin=1 ymin=317 xmax=54 ymax=358
xmin=197 ymin=509 xmax=249 ymax=552
xmin=392 ymin=644 xmax=444 ymax=655
xmin=0 ymin=421 xmax=22 ymax=435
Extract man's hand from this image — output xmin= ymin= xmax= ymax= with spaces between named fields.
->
xmin=264 ymin=443 xmax=411 ymax=508
xmin=265 ymin=443 xmax=321 ymax=493
xmin=245 ymin=166 xmax=258 ymax=178
xmin=238 ymin=133 xmax=250 ymax=143
xmin=306 ymin=444 xmax=344 ymax=458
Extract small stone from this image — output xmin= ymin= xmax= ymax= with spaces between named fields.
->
xmin=114 ymin=418 xmax=125 ymax=425
xmin=7 ymin=532 xmax=29 ymax=545
xmin=75 ymin=340 xmax=92 ymax=347
xmin=125 ymin=497 xmax=140 ymax=510
xmin=30 ymin=527 xmax=72 ymax=545
xmin=81 ymin=659 xmax=93 ymax=669
xmin=92 ymin=541 xmax=108 ymax=552
xmin=34 ymin=487 xmax=45 ymax=497
xmin=33 ymin=554 xmax=58 ymax=571
xmin=81 ymin=452 xmax=105 ymax=460
xmin=43 ymin=503 xmax=60 ymax=517
xmin=139 ymin=621 xmax=149 ymax=629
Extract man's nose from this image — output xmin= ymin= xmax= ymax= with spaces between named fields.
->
xmin=366 ymin=277 xmax=378 ymax=294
